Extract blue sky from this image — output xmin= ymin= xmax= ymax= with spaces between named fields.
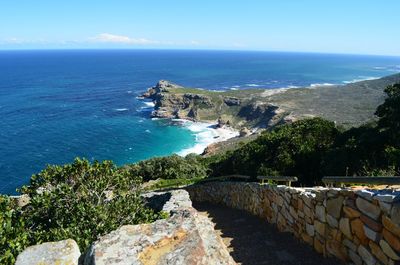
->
xmin=1 ymin=0 xmax=399 ymax=56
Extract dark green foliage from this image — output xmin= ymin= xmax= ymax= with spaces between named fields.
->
xmin=208 ymin=83 xmax=400 ymax=182
xmin=208 ymin=118 xmax=338 ymax=185
xmin=1 ymin=159 xmax=162 ymax=264
xmin=0 ymin=196 xmax=29 ymax=265
xmin=125 ymin=154 xmax=208 ymax=181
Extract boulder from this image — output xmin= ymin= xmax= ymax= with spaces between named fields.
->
xmin=15 ymin=239 xmax=81 ymax=265
xmin=84 ymin=207 xmax=236 ymax=265
xmin=239 ymin=127 xmax=251 ymax=137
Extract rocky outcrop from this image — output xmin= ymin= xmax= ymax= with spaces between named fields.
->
xmin=142 ymin=81 xmax=214 ymax=121
xmin=224 ymin=97 xmax=241 ymax=106
xmin=238 ymin=101 xmax=287 ymax=127
xmin=84 ymin=207 xmax=235 ymax=265
xmin=142 ymin=80 xmax=182 ymax=99
xmin=239 ymin=127 xmax=251 ymax=137
xmin=84 ymin=189 xmax=235 ymax=265
xmin=187 ymin=182 xmax=400 ymax=265
xmin=16 ymin=189 xmax=235 ymax=265
xmin=15 ymin=239 xmax=81 ymax=265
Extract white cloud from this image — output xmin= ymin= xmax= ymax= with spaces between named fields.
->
xmin=89 ymin=33 xmax=159 ymax=45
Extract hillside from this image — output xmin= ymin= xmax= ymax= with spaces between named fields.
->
xmin=142 ymin=73 xmax=400 ymax=130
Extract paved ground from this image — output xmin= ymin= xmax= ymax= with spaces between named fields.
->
xmin=194 ymin=202 xmax=339 ymax=265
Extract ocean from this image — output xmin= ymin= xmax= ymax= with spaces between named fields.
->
xmin=0 ymin=50 xmax=399 ymax=194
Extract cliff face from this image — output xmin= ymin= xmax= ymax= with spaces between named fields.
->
xmin=142 ymin=80 xmax=286 ymax=128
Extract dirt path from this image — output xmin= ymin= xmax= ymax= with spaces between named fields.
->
xmin=194 ymin=202 xmax=339 ymax=265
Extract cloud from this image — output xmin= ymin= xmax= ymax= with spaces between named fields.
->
xmin=89 ymin=33 xmax=159 ymax=45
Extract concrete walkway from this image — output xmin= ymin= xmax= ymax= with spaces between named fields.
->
xmin=194 ymin=202 xmax=339 ymax=265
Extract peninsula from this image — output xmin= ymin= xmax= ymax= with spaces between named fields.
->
xmin=142 ymin=74 xmax=400 ymax=130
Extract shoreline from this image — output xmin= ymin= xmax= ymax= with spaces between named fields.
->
xmin=174 ymin=119 xmax=240 ymax=156
xmin=138 ymin=98 xmax=240 ymax=157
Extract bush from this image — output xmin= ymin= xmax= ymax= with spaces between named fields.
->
xmin=0 ymin=158 xmax=162 ymax=263
xmin=208 ymin=118 xmax=338 ymax=185
xmin=125 ymin=154 xmax=208 ymax=181
xmin=0 ymin=196 xmax=29 ymax=265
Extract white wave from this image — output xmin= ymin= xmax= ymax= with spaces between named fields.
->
xmin=174 ymin=120 xmax=239 ymax=156
xmin=373 ymin=66 xmax=387 ymax=70
xmin=245 ymin=84 xmax=260 ymax=87
xmin=127 ymin=90 xmax=133 ymax=94
xmin=143 ymin=101 xmax=155 ymax=107
xmin=342 ymin=76 xmax=379 ymax=84
xmin=229 ymin=87 xmax=239 ymax=90
xmin=145 ymin=129 xmax=151 ymax=133
xmin=115 ymin=108 xmax=128 ymax=112
xmin=309 ymin=83 xmax=335 ymax=88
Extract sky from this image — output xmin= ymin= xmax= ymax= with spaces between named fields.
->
xmin=0 ymin=0 xmax=399 ymax=56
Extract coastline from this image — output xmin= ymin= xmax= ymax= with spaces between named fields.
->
xmin=174 ymin=119 xmax=239 ymax=156
xmin=138 ymin=99 xmax=240 ymax=156
xmin=137 ymin=72 xmax=398 ymax=156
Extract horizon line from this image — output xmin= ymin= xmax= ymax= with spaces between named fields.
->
xmin=0 ymin=47 xmax=399 ymax=58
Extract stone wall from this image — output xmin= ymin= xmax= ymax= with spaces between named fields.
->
xmin=187 ymin=182 xmax=400 ymax=265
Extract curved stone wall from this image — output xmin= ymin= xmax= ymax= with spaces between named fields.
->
xmin=187 ymin=182 xmax=400 ymax=265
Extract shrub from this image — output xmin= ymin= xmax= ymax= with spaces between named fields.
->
xmin=125 ymin=154 xmax=208 ymax=181
xmin=0 ymin=196 xmax=29 ymax=265
xmin=208 ymin=118 xmax=338 ymax=185
xmin=0 ymin=158 xmax=162 ymax=263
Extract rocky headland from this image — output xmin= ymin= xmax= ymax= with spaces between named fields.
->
xmin=141 ymin=74 xmax=400 ymax=155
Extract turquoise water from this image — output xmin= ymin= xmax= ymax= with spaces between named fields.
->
xmin=0 ymin=50 xmax=399 ymax=194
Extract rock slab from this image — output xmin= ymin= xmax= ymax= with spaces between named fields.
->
xmin=15 ymin=239 xmax=81 ymax=265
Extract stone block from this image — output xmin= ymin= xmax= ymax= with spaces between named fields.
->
xmin=327 ymin=214 xmax=339 ymax=228
xmin=314 ymin=220 xmax=326 ymax=236
xmin=326 ymin=240 xmax=348 ymax=261
xmin=380 ymin=239 xmax=400 ymax=261
xmin=369 ymin=241 xmax=389 ymax=265
xmin=351 ymin=218 xmax=369 ymax=245
xmin=358 ymin=245 xmax=377 ymax=265
xmin=306 ymin=222 xmax=315 ymax=237
xmin=339 ymin=218 xmax=352 ymax=239
xmin=314 ymin=238 xmax=325 ymax=254
xmin=356 ymin=189 xmax=375 ymax=201
xmin=343 ymin=206 xmax=361 ymax=220
xmin=383 ymin=215 xmax=400 ymax=238
xmin=349 ymin=249 xmax=363 ymax=265
xmin=315 ymin=204 xmax=326 ymax=222
xmin=392 ymin=203 xmax=400 ymax=226
xmin=326 ymin=196 xmax=344 ymax=219
xmin=356 ymin=197 xmax=381 ymax=220
xmin=383 ymin=229 xmax=400 ymax=252
xmin=364 ymin=225 xmax=381 ymax=242
xmin=360 ymin=214 xmax=383 ymax=232
xmin=343 ymin=238 xmax=357 ymax=252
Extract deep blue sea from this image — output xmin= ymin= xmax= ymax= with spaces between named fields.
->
xmin=1 ymin=50 xmax=399 ymax=194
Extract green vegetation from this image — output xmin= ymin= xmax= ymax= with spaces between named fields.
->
xmin=125 ymin=154 xmax=208 ymax=182
xmin=206 ymin=83 xmax=400 ymax=185
xmin=1 ymin=159 xmax=163 ymax=264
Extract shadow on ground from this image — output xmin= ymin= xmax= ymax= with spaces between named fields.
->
xmin=194 ymin=202 xmax=339 ymax=265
